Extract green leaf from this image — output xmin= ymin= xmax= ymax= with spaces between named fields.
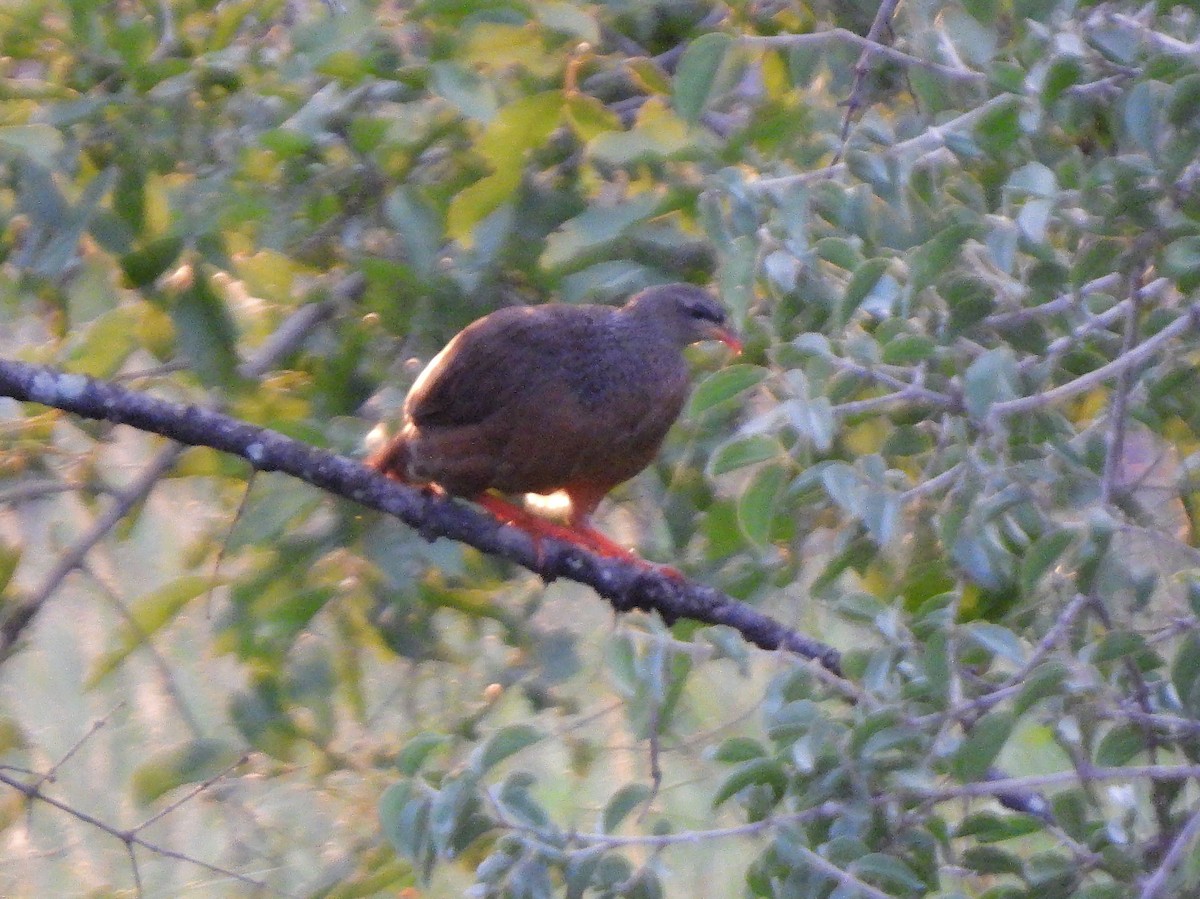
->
xmin=1123 ymin=80 xmax=1161 ymax=155
xmin=0 ymin=124 xmax=64 ymax=158
xmin=396 ymin=733 xmax=451 ymax=776
xmin=120 ymin=235 xmax=183 ymax=287
xmin=536 ymin=2 xmax=600 ymax=42
xmin=259 ymin=127 xmax=317 ymax=157
xmin=881 ymin=333 xmax=936 ymax=365
xmin=1091 ymin=632 xmax=1147 ymax=664
xmin=1164 ymin=236 xmax=1200 ymax=293
xmin=171 ymin=274 xmax=242 ymax=388
xmin=838 ymin=258 xmax=888 ymax=326
xmin=86 ymin=575 xmax=212 ymax=686
xmin=1041 ymin=56 xmax=1084 ymax=105
xmin=850 ymin=853 xmax=927 ymax=894
xmin=131 ymin=738 xmax=242 ymax=805
xmin=445 ymin=171 xmax=520 ymax=245
xmin=712 ymin=737 xmax=767 ymax=763
xmin=910 ymin=222 xmax=975 ymax=292
xmin=384 ymin=187 xmax=442 ymax=279
xmin=963 ymin=348 xmax=1018 ymax=418
xmin=673 ymin=33 xmax=733 ymax=124
xmin=711 ymin=757 xmax=786 ymax=808
xmin=1019 ymin=529 xmax=1074 ymax=596
xmin=1168 ymin=74 xmax=1200 ymax=127
xmin=962 ymin=622 xmax=1027 ymax=666
xmin=951 ymin=711 xmax=1014 ymax=780
xmin=974 ymin=97 xmax=1021 ymax=157
xmin=379 ymin=781 xmax=430 ymax=861
xmin=472 ymin=724 xmax=543 ymax=774
xmin=0 ymin=540 xmax=20 ymax=596
xmin=960 ymin=845 xmax=1026 ymax=876
xmin=944 ymin=275 xmax=996 ymax=335
xmin=688 ymin=364 xmax=767 ymax=415
xmin=737 ymin=463 xmax=787 ymax=549
xmin=957 ymin=811 xmax=1044 ymax=842
xmin=602 ymin=784 xmax=651 ymax=833
xmin=541 ymin=192 xmax=662 ymax=271
xmin=707 ymin=434 xmax=785 ymax=476
xmin=1014 ymin=661 xmax=1067 ymax=715
xmin=429 ymin=61 xmax=498 ymax=122
xmin=1172 ymin=634 xmax=1200 ymax=718
xmin=1096 ymin=724 xmax=1145 ymax=767
xmin=447 ymin=92 xmax=564 ymax=241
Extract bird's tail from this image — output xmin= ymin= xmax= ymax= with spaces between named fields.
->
xmin=365 ymin=434 xmax=411 ymax=481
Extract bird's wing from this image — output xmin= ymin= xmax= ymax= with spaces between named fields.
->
xmin=406 ymin=306 xmax=598 ymax=430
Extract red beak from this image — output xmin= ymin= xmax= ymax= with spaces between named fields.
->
xmin=713 ymin=326 xmax=742 ymax=355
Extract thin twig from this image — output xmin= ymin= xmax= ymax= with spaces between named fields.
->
xmin=0 ymin=445 xmax=184 ymax=658
xmin=1139 ymin=805 xmax=1200 ymax=899
xmin=82 ymin=564 xmax=204 ymax=738
xmin=778 ymin=837 xmax=896 ymax=899
xmin=1104 ymin=13 xmax=1200 ymax=55
xmin=0 ymin=769 xmax=272 ymax=893
xmin=1100 ymin=269 xmax=1145 ymax=504
xmin=134 ymin=754 xmax=250 ymax=834
xmin=834 ymin=0 xmax=904 ymax=165
xmin=741 ymin=28 xmax=985 ymax=83
xmin=0 ymin=480 xmax=87 ymax=504
xmin=988 ymin=303 xmax=1200 ymax=420
xmin=31 ymin=704 xmax=125 ymax=793
xmin=911 ymin=764 xmax=1200 ymax=800
xmin=752 ymin=93 xmax=1015 ymax=192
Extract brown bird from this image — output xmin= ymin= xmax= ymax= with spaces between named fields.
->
xmin=368 ymin=283 xmax=741 ymax=563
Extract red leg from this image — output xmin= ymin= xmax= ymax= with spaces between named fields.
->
xmin=567 ymin=488 xmax=685 ymax=580
xmin=476 ymin=493 xmax=684 ymax=579
xmin=476 ymin=494 xmax=640 ymax=563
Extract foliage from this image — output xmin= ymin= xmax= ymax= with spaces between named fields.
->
xmin=3 ymin=0 xmax=1200 ymax=896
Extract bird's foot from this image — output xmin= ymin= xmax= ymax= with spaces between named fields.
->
xmin=475 ymin=495 xmax=681 ymax=578
xmin=570 ymin=525 xmax=685 ymax=580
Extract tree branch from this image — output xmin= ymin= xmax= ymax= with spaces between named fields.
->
xmin=0 ymin=358 xmax=844 ymax=675
xmin=751 ymin=93 xmax=1016 ymax=192
xmin=742 ymin=27 xmax=985 ymax=84
xmin=0 ymin=445 xmax=184 ymax=659
xmin=989 ymin=303 xmax=1200 ymax=420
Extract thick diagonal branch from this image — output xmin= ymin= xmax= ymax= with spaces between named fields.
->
xmin=0 ymin=358 xmax=843 ymax=675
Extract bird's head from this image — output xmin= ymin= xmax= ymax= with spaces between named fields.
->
xmin=624 ymin=284 xmax=742 ymax=354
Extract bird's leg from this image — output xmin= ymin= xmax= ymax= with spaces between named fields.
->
xmin=474 ymin=494 xmax=621 ymax=564
xmin=475 ymin=494 xmax=684 ymax=579
xmin=566 ymin=490 xmax=685 ymax=581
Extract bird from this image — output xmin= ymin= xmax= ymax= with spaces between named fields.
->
xmin=367 ymin=283 xmax=741 ymax=564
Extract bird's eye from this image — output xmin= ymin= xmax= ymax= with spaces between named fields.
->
xmin=687 ymin=304 xmax=714 ymax=320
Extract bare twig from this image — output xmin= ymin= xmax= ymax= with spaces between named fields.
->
xmin=0 ymin=768 xmax=272 ymax=894
xmin=30 ymin=704 xmax=125 ymax=793
xmin=82 ymin=564 xmax=204 ymax=738
xmin=1139 ymin=805 xmax=1200 ymax=899
xmin=1103 ymin=13 xmax=1200 ymax=55
xmin=741 ymin=27 xmax=985 ymax=84
xmin=989 ymin=303 xmax=1200 ymax=420
xmin=134 ymin=754 xmax=250 ymax=834
xmin=1100 ymin=269 xmax=1145 ymax=504
xmin=775 ymin=836 xmax=895 ymax=899
xmin=0 ymin=445 xmax=185 ymax=658
xmin=0 ymin=480 xmax=88 ymax=504
xmin=835 ymin=0 xmax=903 ymax=165
xmin=752 ymin=94 xmax=1016 ymax=192
xmin=911 ymin=764 xmax=1200 ymax=800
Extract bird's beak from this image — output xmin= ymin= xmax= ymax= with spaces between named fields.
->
xmin=710 ymin=325 xmax=742 ymax=356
